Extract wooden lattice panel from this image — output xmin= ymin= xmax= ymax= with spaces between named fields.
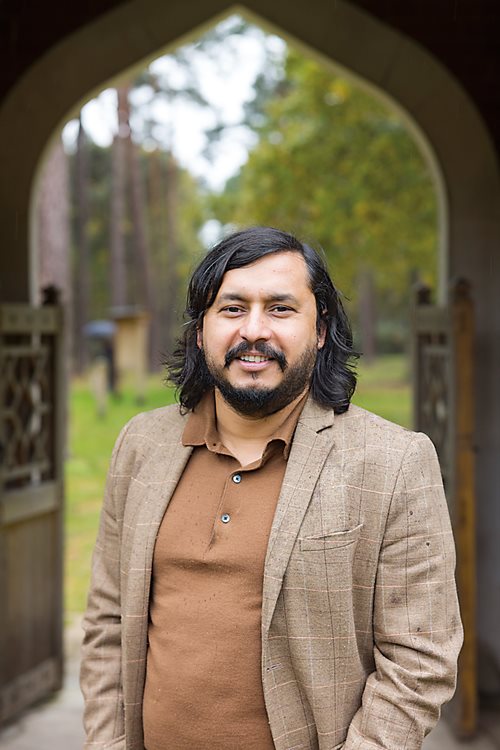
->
xmin=417 ymin=339 xmax=452 ymax=491
xmin=0 ymin=305 xmax=59 ymax=491
xmin=0 ymin=302 xmax=64 ymax=726
xmin=1 ymin=343 xmax=53 ymax=488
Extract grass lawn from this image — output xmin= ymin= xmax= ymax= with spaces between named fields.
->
xmin=352 ymin=354 xmax=412 ymax=427
xmin=65 ymin=354 xmax=411 ymax=615
xmin=65 ymin=379 xmax=177 ymax=615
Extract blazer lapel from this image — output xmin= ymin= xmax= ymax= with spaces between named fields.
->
xmin=129 ymin=442 xmax=193 ymax=565
xmin=262 ymin=396 xmax=335 ymax=634
xmin=125 ymin=412 xmax=193 ymax=633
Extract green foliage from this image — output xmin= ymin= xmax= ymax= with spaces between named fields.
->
xmin=213 ymin=50 xmax=438 ymax=324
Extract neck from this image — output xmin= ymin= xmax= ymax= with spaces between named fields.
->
xmin=214 ymin=388 xmax=307 ymax=458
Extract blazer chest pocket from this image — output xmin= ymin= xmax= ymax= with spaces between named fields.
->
xmin=299 ymin=523 xmax=363 ymax=552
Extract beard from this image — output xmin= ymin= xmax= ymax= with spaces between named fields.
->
xmin=203 ymin=341 xmax=318 ymax=417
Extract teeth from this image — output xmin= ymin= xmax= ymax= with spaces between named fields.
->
xmin=240 ymin=355 xmax=269 ymax=362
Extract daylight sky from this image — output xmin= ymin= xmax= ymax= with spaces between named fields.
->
xmin=62 ymin=17 xmax=285 ymax=190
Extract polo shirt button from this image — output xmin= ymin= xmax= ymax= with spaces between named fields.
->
xmin=232 ymin=474 xmax=242 ymax=483
xmin=221 ymin=513 xmax=231 ymax=523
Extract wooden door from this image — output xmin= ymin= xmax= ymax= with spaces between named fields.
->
xmin=0 ymin=301 xmax=64 ymax=724
xmin=413 ymin=279 xmax=477 ymax=737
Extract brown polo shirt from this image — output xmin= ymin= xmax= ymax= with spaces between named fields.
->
xmin=143 ymin=391 xmax=306 ymax=750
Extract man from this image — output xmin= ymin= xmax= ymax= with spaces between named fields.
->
xmin=81 ymin=226 xmax=462 ymax=750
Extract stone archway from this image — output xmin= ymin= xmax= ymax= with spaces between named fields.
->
xmin=0 ymin=0 xmax=498 ymax=694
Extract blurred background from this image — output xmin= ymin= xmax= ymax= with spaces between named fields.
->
xmin=0 ymin=2 xmax=499 ymax=748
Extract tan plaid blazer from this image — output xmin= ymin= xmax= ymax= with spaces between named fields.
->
xmin=81 ymin=397 xmax=462 ymax=750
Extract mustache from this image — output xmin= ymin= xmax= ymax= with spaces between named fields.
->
xmin=224 ymin=341 xmax=287 ymax=371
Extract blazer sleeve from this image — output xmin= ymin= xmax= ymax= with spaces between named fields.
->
xmin=343 ymin=432 xmax=463 ymax=750
xmin=80 ymin=420 xmax=132 ymax=750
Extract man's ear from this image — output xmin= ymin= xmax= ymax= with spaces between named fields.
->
xmin=196 ymin=326 xmax=203 ymax=349
xmin=317 ymin=318 xmax=327 ymax=350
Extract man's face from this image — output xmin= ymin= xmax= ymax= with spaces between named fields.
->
xmin=198 ymin=251 xmax=325 ymax=416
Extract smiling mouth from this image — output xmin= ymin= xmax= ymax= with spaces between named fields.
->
xmin=238 ymin=354 xmax=272 ymax=363
xmin=224 ymin=343 xmax=287 ymax=371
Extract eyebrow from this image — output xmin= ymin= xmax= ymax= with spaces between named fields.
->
xmin=217 ymin=292 xmax=301 ymax=305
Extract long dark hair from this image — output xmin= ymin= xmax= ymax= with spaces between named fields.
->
xmin=166 ymin=226 xmax=358 ymax=413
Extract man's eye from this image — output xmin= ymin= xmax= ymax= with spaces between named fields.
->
xmin=271 ymin=306 xmax=293 ymax=314
xmin=222 ymin=306 xmax=243 ymax=314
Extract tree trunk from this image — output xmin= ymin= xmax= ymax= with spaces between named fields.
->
xmin=148 ymin=148 xmax=166 ymax=368
xmin=123 ymin=88 xmax=158 ymax=370
xmin=73 ymin=119 xmax=91 ymax=373
xmin=358 ymin=266 xmax=377 ymax=364
xmin=110 ymin=87 xmax=129 ymax=310
xmin=163 ymin=151 xmax=180 ymax=355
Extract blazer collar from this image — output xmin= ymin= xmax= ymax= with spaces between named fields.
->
xmin=296 ymin=392 xmax=335 ymax=432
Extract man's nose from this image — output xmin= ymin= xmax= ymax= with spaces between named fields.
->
xmin=238 ymin=309 xmax=272 ymax=342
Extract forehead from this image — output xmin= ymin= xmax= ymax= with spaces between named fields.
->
xmin=216 ymin=252 xmax=312 ymax=298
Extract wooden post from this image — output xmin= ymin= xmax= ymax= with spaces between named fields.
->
xmin=412 ymin=278 xmax=478 ymax=736
xmin=44 ymin=287 xmax=65 ymax=694
xmin=452 ymin=278 xmax=477 ymax=736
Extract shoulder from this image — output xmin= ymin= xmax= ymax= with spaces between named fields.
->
xmin=337 ymin=402 xmax=414 ymax=442
xmin=125 ymin=402 xmax=187 ymax=438
xmin=298 ymin=396 xmax=432 ymax=457
xmin=110 ymin=402 xmax=188 ymax=469
xmin=335 ymin=403 xmax=440 ymax=472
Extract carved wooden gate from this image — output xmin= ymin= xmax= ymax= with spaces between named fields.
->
xmin=413 ymin=279 xmax=477 ymax=736
xmin=0 ymin=301 xmax=64 ymax=724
